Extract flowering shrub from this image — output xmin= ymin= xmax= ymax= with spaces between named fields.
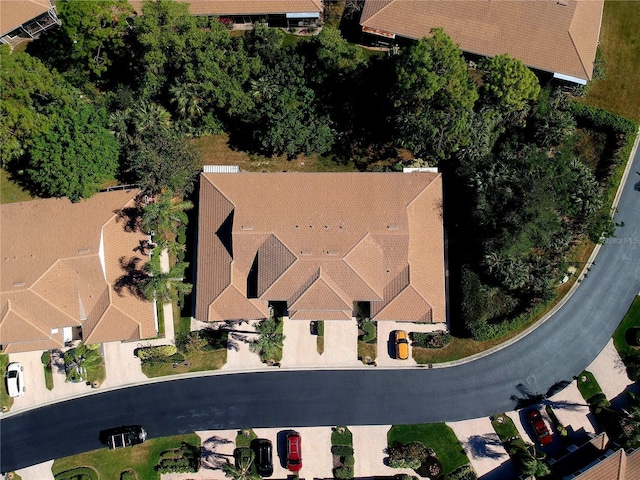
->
xmin=218 ymin=17 xmax=233 ymax=29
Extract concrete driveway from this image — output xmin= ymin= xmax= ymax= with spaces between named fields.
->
xmin=447 ymin=416 xmax=515 ymax=480
xmin=282 ymin=319 xmax=360 ymax=367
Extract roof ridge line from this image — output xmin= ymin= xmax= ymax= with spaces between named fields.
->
xmin=566 ymin=28 xmax=590 ymax=81
xmin=362 ymin=0 xmax=397 ymax=23
xmin=406 ymin=173 xmax=440 ymax=208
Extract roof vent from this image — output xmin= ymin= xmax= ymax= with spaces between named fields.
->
xmin=557 ymin=0 xmax=567 ymax=5
xmin=326 ymin=250 xmax=339 ymax=256
xmin=241 ymin=225 xmax=253 ymax=230
xmin=387 ymin=225 xmax=399 ymax=230
xmin=77 ymin=248 xmax=90 ymax=254
xmin=12 ymin=281 xmax=25 ymax=287
xmin=300 ymin=251 xmax=313 ymax=256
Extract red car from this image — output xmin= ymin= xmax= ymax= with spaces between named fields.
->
xmin=286 ymin=431 xmax=302 ymax=472
xmin=527 ymin=409 xmax=552 ymax=446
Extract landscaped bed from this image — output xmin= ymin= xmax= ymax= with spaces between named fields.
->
xmin=51 ymin=433 xmax=200 ymax=480
xmin=387 ymin=423 xmax=470 ymax=477
xmin=613 ymin=296 xmax=640 ymax=381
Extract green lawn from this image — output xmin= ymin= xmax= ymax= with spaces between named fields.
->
xmin=332 ymin=426 xmax=353 ymax=446
xmin=0 ymin=168 xmax=34 ymax=204
xmin=0 ymin=354 xmax=15 ymax=411
xmin=582 ymin=1 xmax=640 ymax=123
xmin=613 ymin=296 xmax=640 ymax=358
xmin=576 ymin=370 xmax=604 ymax=402
xmin=387 ymin=424 xmax=470 ymax=475
xmin=141 ymin=348 xmax=226 ymax=378
xmin=491 ymin=414 xmax=528 ymax=450
xmin=51 ymin=433 xmax=200 ymax=480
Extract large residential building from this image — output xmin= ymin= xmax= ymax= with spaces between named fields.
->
xmin=0 ymin=190 xmax=157 ymax=353
xmin=359 ymin=0 xmax=604 ymax=85
xmin=129 ymin=0 xmax=324 ymax=29
xmin=0 ymin=0 xmax=60 ymax=47
xmin=196 ymin=171 xmax=445 ymax=324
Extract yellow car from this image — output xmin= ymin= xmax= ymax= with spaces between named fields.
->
xmin=394 ymin=330 xmax=409 ymax=360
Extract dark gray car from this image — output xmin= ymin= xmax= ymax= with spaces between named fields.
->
xmin=252 ymin=438 xmax=273 ymax=477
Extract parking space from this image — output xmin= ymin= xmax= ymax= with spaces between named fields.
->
xmin=184 ymin=426 xmax=333 ymax=480
xmin=352 ymin=425 xmax=414 ymax=477
xmin=5 ymin=350 xmax=87 ymax=413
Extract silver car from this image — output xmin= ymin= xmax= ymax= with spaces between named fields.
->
xmin=5 ymin=362 xmax=25 ymax=398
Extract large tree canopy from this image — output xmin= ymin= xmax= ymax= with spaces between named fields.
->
xmin=26 ymin=102 xmax=119 ymax=201
xmin=479 ymin=54 xmax=541 ymax=114
xmin=392 ymin=29 xmax=478 ymax=162
xmin=30 ymin=0 xmax=132 ymax=79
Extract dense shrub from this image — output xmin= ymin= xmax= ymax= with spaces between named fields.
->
xmin=155 ymin=442 xmax=200 ymax=473
xmin=333 ymin=466 xmax=354 ymax=479
xmin=331 ymin=445 xmax=354 ymax=457
xmin=442 ymin=465 xmax=478 ymax=480
xmin=342 ymin=453 xmax=355 ymax=467
xmin=411 ymin=331 xmax=452 ymax=349
xmin=137 ymin=344 xmax=177 ymax=360
xmin=120 ymin=470 xmax=138 ymax=480
xmin=359 ymin=320 xmax=377 ymax=343
xmin=54 ymin=467 xmax=98 ymax=480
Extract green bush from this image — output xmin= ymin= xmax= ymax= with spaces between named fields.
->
xmin=411 ymin=331 xmax=452 ymax=349
xmin=136 ymin=345 xmax=177 ymax=360
xmin=54 ymin=467 xmax=98 ymax=480
xmin=588 ymin=392 xmax=611 ymax=410
xmin=545 ymin=405 xmax=568 ymax=437
xmin=389 ymin=458 xmax=421 ymax=469
xmin=120 ymin=470 xmax=137 ymax=480
xmin=333 ymin=466 xmax=354 ymax=479
xmin=359 ymin=320 xmax=376 ymax=343
xmin=155 ymin=442 xmax=200 ymax=473
xmin=342 ymin=454 xmax=355 ymax=467
xmin=331 ymin=445 xmax=354 ymax=457
xmin=442 ymin=465 xmax=477 ymax=480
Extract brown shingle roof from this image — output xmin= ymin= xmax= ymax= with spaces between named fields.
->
xmin=360 ymin=0 xmax=604 ymax=82
xmin=0 ymin=0 xmax=54 ymax=36
xmin=196 ymin=172 xmax=445 ymax=323
xmin=0 ymin=190 xmax=156 ymax=353
xmin=128 ymin=0 xmax=322 ymax=16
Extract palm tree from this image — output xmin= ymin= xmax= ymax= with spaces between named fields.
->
xmin=249 ymin=316 xmax=285 ymax=363
xmin=170 ymin=83 xmax=204 ymax=120
xmin=64 ymin=343 xmax=103 ymax=383
xmin=517 ymin=445 xmax=550 ymax=478
xmin=141 ymin=191 xmax=193 ymax=244
xmin=222 ymin=459 xmax=260 ymax=480
xmin=142 ymin=260 xmax=192 ymax=304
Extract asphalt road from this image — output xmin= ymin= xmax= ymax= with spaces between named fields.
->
xmin=2 ymin=141 xmax=639 ymax=473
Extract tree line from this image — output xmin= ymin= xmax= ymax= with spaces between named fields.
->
xmin=1 ymin=0 xmax=636 ymax=338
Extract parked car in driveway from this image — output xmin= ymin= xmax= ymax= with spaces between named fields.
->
xmin=527 ymin=409 xmax=552 ymax=446
xmin=5 ymin=362 xmax=25 ymax=398
xmin=286 ymin=431 xmax=302 ymax=472
xmin=394 ymin=330 xmax=409 ymax=360
xmin=252 ymin=438 xmax=273 ymax=477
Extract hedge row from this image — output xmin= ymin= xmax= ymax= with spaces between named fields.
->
xmin=54 ymin=467 xmax=98 ymax=480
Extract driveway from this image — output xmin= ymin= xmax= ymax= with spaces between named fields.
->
xmin=447 ymin=417 xmax=515 ymax=480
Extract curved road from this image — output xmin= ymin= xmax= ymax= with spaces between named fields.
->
xmin=2 ymin=142 xmax=639 ymax=473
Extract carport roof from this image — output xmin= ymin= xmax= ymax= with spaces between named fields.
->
xmin=128 ymin=0 xmax=323 ymax=16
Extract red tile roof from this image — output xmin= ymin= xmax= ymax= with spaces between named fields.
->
xmin=360 ymin=0 xmax=604 ymax=83
xmin=128 ymin=0 xmax=323 ymax=16
xmin=196 ymin=172 xmax=445 ymax=323
xmin=1 ymin=190 xmax=156 ymax=353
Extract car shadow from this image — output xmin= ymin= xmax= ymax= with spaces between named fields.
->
xmin=387 ymin=331 xmax=396 ymax=359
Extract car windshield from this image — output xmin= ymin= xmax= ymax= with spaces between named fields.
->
xmin=7 ymin=371 xmax=17 ymax=379
xmin=289 ymin=459 xmax=300 ymax=465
